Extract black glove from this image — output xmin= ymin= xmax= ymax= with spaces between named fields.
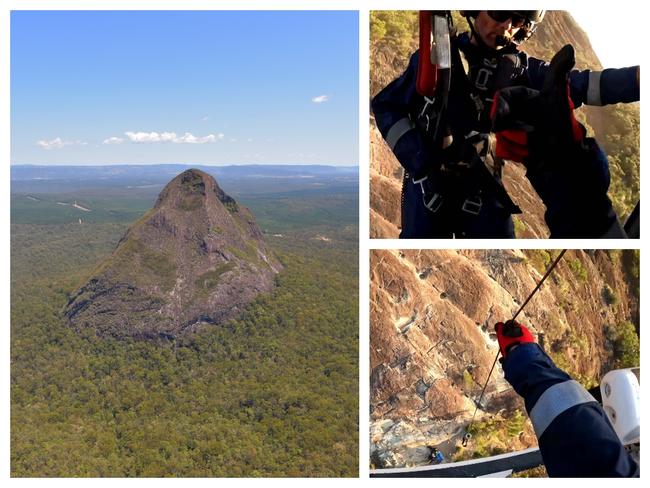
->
xmin=491 ymin=45 xmax=623 ymax=238
xmin=491 ymin=44 xmax=585 ymax=167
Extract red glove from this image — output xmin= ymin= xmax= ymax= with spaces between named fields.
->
xmin=494 ymin=127 xmax=529 ymax=162
xmin=490 ymin=44 xmax=586 ymax=164
xmin=495 ymin=320 xmax=535 ymax=358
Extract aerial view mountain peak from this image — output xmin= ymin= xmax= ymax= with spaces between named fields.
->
xmin=64 ymin=168 xmax=281 ymax=340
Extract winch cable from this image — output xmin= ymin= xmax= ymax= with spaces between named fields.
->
xmin=462 ymin=249 xmax=567 ymax=447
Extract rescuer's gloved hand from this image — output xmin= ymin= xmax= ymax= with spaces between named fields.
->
xmin=490 ymin=44 xmax=585 ymax=166
xmin=490 ymin=45 xmax=623 ymax=237
xmin=495 ymin=320 xmax=535 ymax=358
xmin=412 ymin=175 xmax=443 ymax=213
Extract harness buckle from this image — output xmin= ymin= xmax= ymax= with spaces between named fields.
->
xmin=470 ymin=93 xmax=484 ymax=119
xmin=419 ymin=96 xmax=435 ymax=116
xmin=424 ymin=193 xmax=444 ymax=213
xmin=418 ymin=96 xmax=436 ymax=132
xmin=462 ymin=196 xmax=482 ymax=215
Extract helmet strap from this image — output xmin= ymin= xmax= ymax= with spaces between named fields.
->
xmin=465 ymin=13 xmax=511 ymax=53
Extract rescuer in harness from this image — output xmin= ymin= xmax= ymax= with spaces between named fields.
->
xmin=495 ymin=319 xmax=639 ymax=477
xmin=431 ymin=447 xmax=444 ymax=465
xmin=372 ymin=11 xmax=640 ymax=238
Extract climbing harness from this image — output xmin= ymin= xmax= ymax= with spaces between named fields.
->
xmin=415 ymin=11 xmax=452 ymax=147
xmin=407 ymin=14 xmax=525 ymax=227
xmin=462 ymin=249 xmax=567 ymax=447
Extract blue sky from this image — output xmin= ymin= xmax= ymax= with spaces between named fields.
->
xmin=11 ymin=10 xmax=359 ymax=166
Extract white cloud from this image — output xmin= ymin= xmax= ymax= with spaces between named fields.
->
xmin=125 ymin=131 xmax=177 ymax=143
xmin=201 ymin=116 xmax=210 ymax=121
xmin=311 ymin=95 xmax=329 ymax=103
xmin=160 ymin=132 xmax=177 ymax=142
xmin=123 ymin=131 xmax=222 ymax=144
xmin=36 ymin=137 xmax=73 ymax=150
xmin=174 ymin=132 xmax=224 ymax=144
xmin=102 ymin=137 xmax=124 ymax=145
xmin=174 ymin=133 xmax=199 ymax=144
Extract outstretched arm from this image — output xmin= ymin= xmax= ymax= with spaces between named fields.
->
xmin=496 ymin=321 xmax=639 ymax=477
xmin=491 ymin=45 xmax=625 ymax=238
xmin=527 ymin=56 xmax=640 ymax=108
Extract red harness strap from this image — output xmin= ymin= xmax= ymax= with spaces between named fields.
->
xmin=416 ymin=11 xmax=438 ymax=98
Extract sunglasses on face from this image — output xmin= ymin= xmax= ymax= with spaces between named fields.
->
xmin=486 ymin=11 xmax=527 ymax=28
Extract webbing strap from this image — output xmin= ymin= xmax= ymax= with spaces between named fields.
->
xmin=529 ymin=380 xmax=597 ymax=438
xmin=587 ymin=71 xmax=603 ymax=106
xmin=386 ymin=117 xmax=415 ymax=151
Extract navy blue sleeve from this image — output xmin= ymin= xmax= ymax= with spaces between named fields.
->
xmin=371 ymin=51 xmax=433 ymax=178
xmin=372 ymin=51 xmax=419 ymax=135
xmin=526 ymin=56 xmax=639 ymax=108
xmin=597 ymin=66 xmax=640 ymax=104
xmin=503 ymin=344 xmax=639 ymax=477
xmin=502 ymin=343 xmax=572 ymax=412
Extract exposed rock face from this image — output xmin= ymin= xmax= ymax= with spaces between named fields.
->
xmin=370 ymin=420 xmax=432 ymax=468
xmin=369 ymin=121 xmax=402 ymax=239
xmin=370 ymin=249 xmax=638 ymax=467
xmin=65 ymin=169 xmax=282 ymax=339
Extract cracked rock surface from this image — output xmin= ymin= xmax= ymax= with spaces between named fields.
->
xmin=65 ymin=169 xmax=281 ymax=340
xmin=370 ymin=249 xmax=637 ymax=467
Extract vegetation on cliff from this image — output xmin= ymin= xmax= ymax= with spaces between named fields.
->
xmin=64 ymin=169 xmax=282 ymax=339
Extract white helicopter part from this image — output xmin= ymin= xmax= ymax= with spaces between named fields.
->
xmin=600 ymin=367 xmax=640 ymax=445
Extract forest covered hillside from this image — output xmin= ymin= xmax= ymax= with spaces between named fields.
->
xmin=11 ymin=166 xmax=359 ymax=477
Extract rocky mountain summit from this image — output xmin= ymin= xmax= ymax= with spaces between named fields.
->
xmin=370 ymin=249 xmax=638 ymax=467
xmin=65 ymin=169 xmax=282 ymax=339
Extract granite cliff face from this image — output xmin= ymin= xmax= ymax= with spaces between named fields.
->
xmin=65 ymin=169 xmax=282 ymax=339
xmin=370 ymin=11 xmax=639 ymax=238
xmin=370 ymin=249 xmax=638 ymax=467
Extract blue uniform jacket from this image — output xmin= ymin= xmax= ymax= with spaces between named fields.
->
xmin=372 ymin=33 xmax=640 ymax=178
xmin=503 ymin=343 xmax=639 ymax=477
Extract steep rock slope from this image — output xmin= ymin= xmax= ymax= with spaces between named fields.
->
xmin=370 ymin=249 xmax=638 ymax=466
xmin=65 ymin=169 xmax=281 ymax=339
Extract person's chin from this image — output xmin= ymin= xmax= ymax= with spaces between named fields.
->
xmin=484 ymin=34 xmax=499 ymax=48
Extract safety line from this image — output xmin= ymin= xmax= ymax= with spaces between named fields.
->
xmin=512 ymin=250 xmax=567 ymax=321
xmin=462 ymin=249 xmax=567 ymax=447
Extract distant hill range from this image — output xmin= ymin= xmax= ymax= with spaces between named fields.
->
xmin=64 ymin=169 xmax=282 ymax=340
xmin=11 ymin=163 xmax=359 ymax=193
xmin=11 ymin=163 xmax=358 ymax=181
xmin=370 ymin=10 xmax=639 ymax=238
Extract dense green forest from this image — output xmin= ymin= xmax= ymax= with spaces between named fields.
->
xmin=11 ymin=181 xmax=359 ymax=476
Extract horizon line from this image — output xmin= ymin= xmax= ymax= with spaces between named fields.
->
xmin=11 ymin=162 xmax=359 ymax=168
